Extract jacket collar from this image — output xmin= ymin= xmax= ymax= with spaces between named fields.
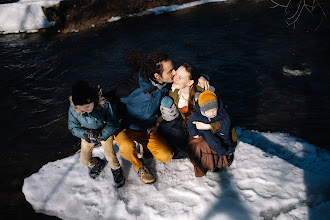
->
xmin=138 ymin=71 xmax=167 ymax=93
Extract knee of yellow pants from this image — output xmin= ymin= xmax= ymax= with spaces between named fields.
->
xmin=150 ymin=142 xmax=173 ymax=162
xmin=114 ymin=131 xmax=136 ymax=159
xmin=114 ymin=130 xmax=142 ymax=170
xmin=148 ymin=132 xmax=173 ymax=163
xmin=153 ymin=150 xmax=173 ymax=163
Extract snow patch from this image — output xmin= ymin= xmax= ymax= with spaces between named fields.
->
xmin=0 ymin=2 xmax=56 ymax=34
xmin=23 ymin=128 xmax=330 ymax=220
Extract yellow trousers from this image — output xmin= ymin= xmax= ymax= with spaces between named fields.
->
xmin=114 ymin=129 xmax=173 ymax=171
xmin=80 ymin=135 xmax=120 ymax=170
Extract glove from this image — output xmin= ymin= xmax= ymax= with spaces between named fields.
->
xmin=83 ymin=128 xmax=102 ymax=144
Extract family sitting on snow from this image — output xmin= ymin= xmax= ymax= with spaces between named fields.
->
xmin=67 ymin=50 xmax=237 ymax=188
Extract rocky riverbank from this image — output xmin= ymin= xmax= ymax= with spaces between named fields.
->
xmin=42 ymin=0 xmax=199 ymax=33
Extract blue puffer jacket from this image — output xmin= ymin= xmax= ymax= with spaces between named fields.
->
xmin=68 ymin=95 xmax=119 ymax=141
xmin=187 ymin=97 xmax=235 ymax=156
xmin=120 ymin=71 xmax=168 ymax=131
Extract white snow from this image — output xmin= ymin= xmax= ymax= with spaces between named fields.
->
xmin=0 ymin=0 xmax=61 ymax=34
xmin=147 ymin=0 xmax=227 ymax=15
xmin=0 ymin=0 xmax=228 ymax=34
xmin=107 ymin=16 xmax=121 ymax=23
xmin=22 ymin=128 xmax=330 ymax=220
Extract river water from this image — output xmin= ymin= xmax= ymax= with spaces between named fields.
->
xmin=0 ymin=0 xmax=329 ymax=218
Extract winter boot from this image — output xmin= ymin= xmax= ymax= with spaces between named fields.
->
xmin=137 ymin=165 xmax=156 ymax=184
xmin=89 ymin=158 xmax=106 ymax=179
xmin=111 ymin=167 xmax=125 ymax=188
xmin=211 ymin=167 xmax=220 ymax=173
xmin=226 ymin=153 xmax=234 ymax=165
xmin=172 ymin=150 xmax=187 ymax=159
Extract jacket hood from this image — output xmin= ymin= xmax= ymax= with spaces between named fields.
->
xmin=139 ymin=71 xmax=153 ymax=91
xmin=69 ymin=86 xmax=106 ymax=115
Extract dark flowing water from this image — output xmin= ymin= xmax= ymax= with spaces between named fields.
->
xmin=0 ymin=0 xmax=329 ymax=218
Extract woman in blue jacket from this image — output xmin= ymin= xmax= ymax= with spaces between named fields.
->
xmin=68 ymin=80 xmax=124 ymax=188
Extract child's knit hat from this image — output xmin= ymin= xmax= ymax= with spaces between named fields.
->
xmin=160 ymin=96 xmax=179 ymax=121
xmin=72 ymin=80 xmax=97 ymax=105
xmin=198 ymin=90 xmax=218 ymax=114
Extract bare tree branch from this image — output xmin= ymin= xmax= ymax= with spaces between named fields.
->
xmin=270 ymin=0 xmax=326 ymax=30
xmin=270 ymin=0 xmax=289 ymax=7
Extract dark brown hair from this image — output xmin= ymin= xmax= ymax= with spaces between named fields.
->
xmin=182 ymin=63 xmax=199 ymax=117
xmin=125 ymin=49 xmax=170 ymax=82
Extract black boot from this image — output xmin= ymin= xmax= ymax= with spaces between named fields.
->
xmin=89 ymin=158 xmax=106 ymax=179
xmin=172 ymin=149 xmax=187 ymax=159
xmin=226 ymin=153 xmax=234 ymax=164
xmin=111 ymin=167 xmax=125 ymax=188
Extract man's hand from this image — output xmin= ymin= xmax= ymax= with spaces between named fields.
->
xmin=198 ymin=76 xmax=210 ymax=90
xmin=147 ymin=123 xmax=159 ymax=135
xmin=192 ymin=121 xmax=212 ymax=130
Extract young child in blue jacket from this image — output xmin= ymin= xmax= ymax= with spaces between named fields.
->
xmin=187 ymin=91 xmax=235 ymax=165
xmin=68 ymin=80 xmax=124 ymax=188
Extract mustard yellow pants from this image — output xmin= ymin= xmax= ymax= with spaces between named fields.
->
xmin=114 ymin=129 xmax=173 ymax=171
xmin=80 ymin=135 xmax=120 ymax=170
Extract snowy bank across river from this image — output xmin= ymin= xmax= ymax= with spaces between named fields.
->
xmin=0 ymin=0 xmax=60 ymax=34
xmin=23 ymin=128 xmax=330 ymax=220
xmin=0 ymin=0 xmax=227 ymax=34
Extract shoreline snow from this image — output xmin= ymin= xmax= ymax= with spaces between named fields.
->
xmin=22 ymin=128 xmax=330 ymax=220
xmin=0 ymin=0 xmax=229 ymax=34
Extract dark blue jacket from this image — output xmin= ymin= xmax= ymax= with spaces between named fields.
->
xmin=187 ymin=97 xmax=235 ymax=156
xmin=120 ymin=71 xmax=168 ymax=131
xmin=158 ymin=116 xmax=187 ymax=156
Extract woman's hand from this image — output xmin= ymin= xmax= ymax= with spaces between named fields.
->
xmin=192 ymin=121 xmax=212 ymax=130
xmin=198 ymin=76 xmax=210 ymax=90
